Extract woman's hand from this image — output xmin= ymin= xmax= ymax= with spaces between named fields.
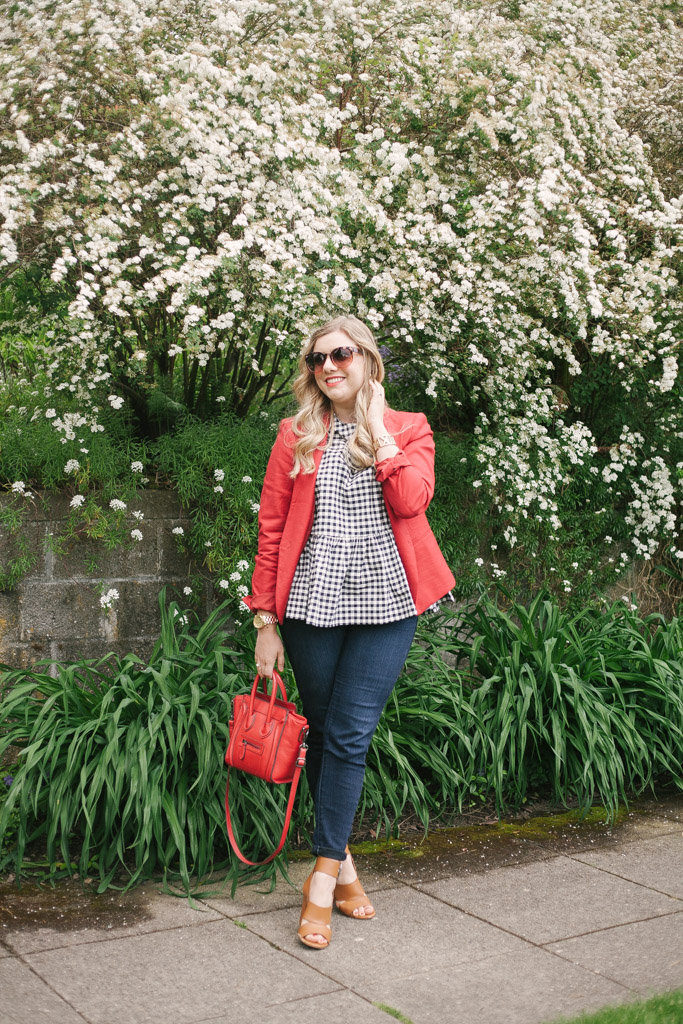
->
xmin=254 ymin=623 xmax=285 ymax=678
xmin=367 ymin=379 xmax=386 ymax=431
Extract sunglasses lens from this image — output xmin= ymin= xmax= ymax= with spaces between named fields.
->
xmin=332 ymin=347 xmax=354 ymax=366
xmin=305 ymin=352 xmax=325 ymax=372
xmin=305 ymin=346 xmax=359 ymax=373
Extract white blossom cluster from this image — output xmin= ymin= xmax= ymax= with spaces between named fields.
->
xmin=0 ymin=0 xmax=680 ymax=563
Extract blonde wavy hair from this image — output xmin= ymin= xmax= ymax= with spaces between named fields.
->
xmin=289 ymin=315 xmax=387 ymax=477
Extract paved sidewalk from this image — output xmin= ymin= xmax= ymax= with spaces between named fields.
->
xmin=1 ymin=801 xmax=681 ymax=1024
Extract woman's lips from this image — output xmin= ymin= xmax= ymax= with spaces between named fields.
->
xmin=324 ymin=376 xmax=345 ymax=387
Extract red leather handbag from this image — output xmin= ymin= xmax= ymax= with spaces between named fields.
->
xmin=224 ymin=669 xmax=308 ymax=865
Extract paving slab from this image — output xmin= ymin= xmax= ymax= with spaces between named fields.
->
xmin=419 ymin=855 xmax=678 ymax=944
xmin=241 ymin=883 xmax=527 ymax=989
xmin=603 ymin=816 xmax=681 ymax=845
xmin=201 ymin=989 xmax=396 ymax=1024
xmin=0 ymin=957 xmax=86 ymax=1024
xmin=2 ymin=878 xmax=224 ymax=955
xmin=22 ymin=917 xmax=332 ymax=1024
xmin=365 ymin=945 xmax=630 ymax=1024
xmin=546 ymin=911 xmax=683 ymax=995
xmin=570 ymin=831 xmax=683 ymax=898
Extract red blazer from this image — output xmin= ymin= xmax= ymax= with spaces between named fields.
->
xmin=243 ymin=408 xmax=456 ymax=621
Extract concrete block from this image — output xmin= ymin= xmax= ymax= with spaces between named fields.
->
xmin=24 ymin=492 xmax=73 ymax=523
xmin=157 ymin=522 xmax=194 ymax=578
xmin=242 ymin=989 xmax=393 ymax=1024
xmin=51 ymin=529 xmax=163 ymax=582
xmin=0 ymin=958 xmax=85 ymax=1023
xmin=2 ymin=879 xmax=224 ymax=955
xmin=47 ymin=636 xmax=157 ymax=666
xmin=19 ymin=582 xmax=103 ymax=642
xmin=133 ymin=490 xmax=187 ymax=521
xmin=0 ymin=520 xmax=48 ymax=580
xmin=419 ymin=854 xmax=679 ymax=944
xmin=571 ymin=832 xmax=683 ymax=898
xmin=0 ymin=593 xmax=20 ymax=655
xmin=241 ymin=884 xmax=526 ymax=987
xmin=24 ymin=917 xmax=332 ymax=1024
xmin=547 ymin=911 xmax=683 ymax=995
xmin=366 ymin=946 xmax=630 ymax=1024
xmin=0 ymin=641 xmax=50 ymax=672
xmin=114 ymin=579 xmax=181 ymax=639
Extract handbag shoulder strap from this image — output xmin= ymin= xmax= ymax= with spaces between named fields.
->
xmin=224 ymin=751 xmax=306 ymax=867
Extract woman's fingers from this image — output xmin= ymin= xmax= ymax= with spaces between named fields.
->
xmin=255 ymin=633 xmax=285 ymax=678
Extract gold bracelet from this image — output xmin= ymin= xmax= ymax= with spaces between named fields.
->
xmin=372 ymin=433 xmax=396 ymax=452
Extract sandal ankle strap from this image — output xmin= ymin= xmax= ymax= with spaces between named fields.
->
xmin=313 ymin=856 xmax=341 ymax=878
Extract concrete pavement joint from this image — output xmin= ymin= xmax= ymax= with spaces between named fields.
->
xmin=4 ymin=948 xmax=95 ymax=1024
xmin=396 ymin=877 xmax=637 ymax=994
xmin=539 ymin=907 xmax=683 ymax=946
xmin=263 ymin=985 xmax=348 ymax=1008
xmin=566 ymin=856 xmax=683 ymax=901
xmin=224 ymin=906 xmax=420 ymax=1019
xmin=1 ymin=908 xmax=233 ymax=956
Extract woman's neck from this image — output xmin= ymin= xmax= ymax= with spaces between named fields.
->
xmin=332 ymin=403 xmax=356 ymax=424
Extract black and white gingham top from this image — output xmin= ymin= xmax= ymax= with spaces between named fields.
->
xmin=285 ymin=415 xmax=454 ymax=626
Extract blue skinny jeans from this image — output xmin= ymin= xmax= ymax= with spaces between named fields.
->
xmin=279 ymin=615 xmax=418 ymax=862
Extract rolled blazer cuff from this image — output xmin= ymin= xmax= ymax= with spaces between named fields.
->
xmin=242 ymin=593 xmax=277 ymax=618
xmin=374 ymin=450 xmax=410 ymax=480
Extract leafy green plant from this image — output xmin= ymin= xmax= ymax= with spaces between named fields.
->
xmin=1 ymin=586 xmax=680 ymax=893
xmin=152 ymin=410 xmax=279 ymax=588
xmin=0 ymin=772 xmax=19 ymax=858
xmin=0 ymin=590 xmax=311 ymax=894
xmin=447 ymin=587 xmax=683 ymax=816
xmin=336 ymin=588 xmax=683 ymax=840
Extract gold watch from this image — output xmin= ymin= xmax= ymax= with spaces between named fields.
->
xmin=253 ymin=611 xmax=278 ymax=628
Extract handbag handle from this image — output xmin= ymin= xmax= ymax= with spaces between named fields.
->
xmin=248 ymin=669 xmax=288 ymax=725
xmin=224 ymin=739 xmax=307 ymax=866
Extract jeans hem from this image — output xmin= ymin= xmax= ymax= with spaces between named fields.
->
xmin=311 ymin=846 xmax=348 ymax=862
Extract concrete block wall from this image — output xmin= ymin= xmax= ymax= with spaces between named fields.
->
xmin=0 ymin=490 xmax=208 ymax=671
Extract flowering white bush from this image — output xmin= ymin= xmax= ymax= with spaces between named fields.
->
xmin=0 ymin=0 xmax=680 ymax=575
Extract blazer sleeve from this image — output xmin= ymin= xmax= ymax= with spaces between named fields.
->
xmin=374 ymin=412 xmax=435 ymax=518
xmin=243 ymin=420 xmax=295 ymax=616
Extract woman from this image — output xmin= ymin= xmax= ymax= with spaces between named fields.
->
xmin=243 ymin=315 xmax=455 ymax=949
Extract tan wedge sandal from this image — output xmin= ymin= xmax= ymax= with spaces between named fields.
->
xmin=298 ymin=858 xmax=339 ymax=949
xmin=334 ymin=850 xmax=376 ymax=919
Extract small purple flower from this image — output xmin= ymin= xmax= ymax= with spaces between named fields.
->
xmin=3 ymin=775 xmax=13 ymax=788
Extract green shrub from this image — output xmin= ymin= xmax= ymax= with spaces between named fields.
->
xmin=439 ymin=588 xmax=683 ymax=815
xmin=360 ymin=588 xmax=682 ymax=832
xmin=1 ymin=587 xmax=680 ymax=894
xmin=0 ymin=591 xmax=311 ymax=893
